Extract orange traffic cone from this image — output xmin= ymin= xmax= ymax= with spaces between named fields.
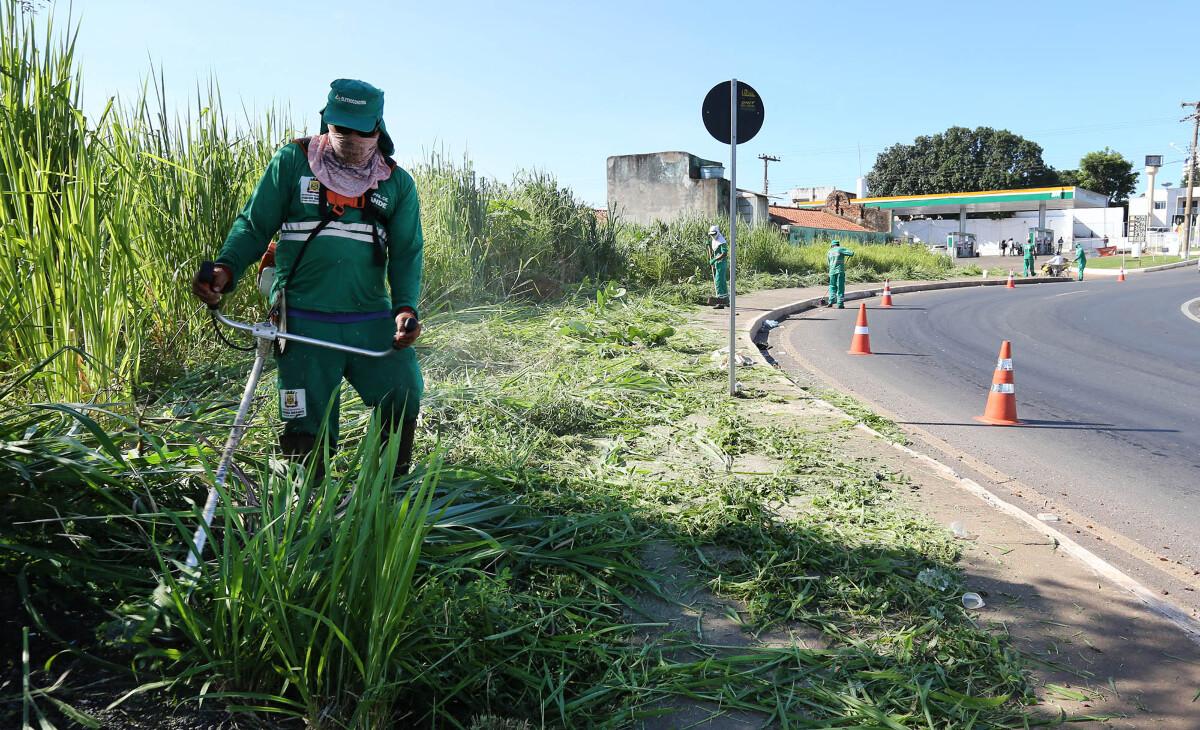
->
xmin=974 ymin=340 xmax=1020 ymax=425
xmin=1117 ymin=266 xmax=1126 ymax=282
xmin=1005 ymin=271 xmax=1015 ymax=289
xmin=880 ymin=280 xmax=894 ymax=307
xmin=847 ymin=302 xmax=873 ymax=355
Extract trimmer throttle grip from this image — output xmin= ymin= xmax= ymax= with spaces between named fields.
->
xmin=403 ymin=317 xmax=418 ymax=333
xmin=198 ymin=260 xmax=216 ymax=284
xmin=198 ymin=261 xmax=219 ymax=310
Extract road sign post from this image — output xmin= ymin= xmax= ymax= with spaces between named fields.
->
xmin=702 ymin=80 xmax=764 ymax=396
xmin=727 ymin=81 xmax=738 ymax=397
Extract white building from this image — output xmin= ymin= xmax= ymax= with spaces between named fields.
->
xmin=1127 ymin=183 xmax=1200 ymax=238
xmin=894 ymin=207 xmax=1125 ymax=255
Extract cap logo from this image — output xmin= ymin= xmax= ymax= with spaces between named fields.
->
xmin=335 ymin=94 xmax=366 ymax=105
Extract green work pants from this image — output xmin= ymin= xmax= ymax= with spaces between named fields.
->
xmin=1076 ymin=261 xmax=1085 ymax=281
xmin=713 ymin=261 xmax=729 ymax=298
xmin=1023 ymin=258 xmax=1035 ymax=277
xmin=275 ymin=316 xmax=423 ymax=447
xmin=828 ymin=271 xmax=845 ymax=305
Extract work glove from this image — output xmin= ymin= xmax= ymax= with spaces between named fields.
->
xmin=393 ymin=309 xmax=421 ymax=349
xmin=192 ymin=263 xmax=232 ymax=307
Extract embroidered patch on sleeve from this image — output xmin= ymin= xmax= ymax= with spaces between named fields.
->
xmin=280 ymin=389 xmax=307 ymax=419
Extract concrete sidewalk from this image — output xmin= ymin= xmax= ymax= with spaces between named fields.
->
xmin=689 ymin=275 xmax=1200 ymax=727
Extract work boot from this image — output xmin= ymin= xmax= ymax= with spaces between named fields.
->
xmin=279 ymin=431 xmax=328 ymax=484
xmin=381 ymin=418 xmax=418 ymax=478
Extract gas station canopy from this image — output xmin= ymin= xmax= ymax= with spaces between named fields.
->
xmin=797 ymin=186 xmax=1109 ymax=216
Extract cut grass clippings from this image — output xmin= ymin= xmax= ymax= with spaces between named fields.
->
xmin=4 ymin=289 xmax=1057 ymax=727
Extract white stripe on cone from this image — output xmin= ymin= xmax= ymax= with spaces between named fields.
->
xmin=990 ymin=383 xmax=1015 ymax=394
xmin=996 ymin=358 xmax=1013 ymax=371
xmin=854 ymin=326 xmax=870 ymax=335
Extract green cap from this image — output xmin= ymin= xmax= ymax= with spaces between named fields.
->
xmin=319 ymin=78 xmax=394 ymax=156
xmin=830 ymin=239 xmax=839 ymax=245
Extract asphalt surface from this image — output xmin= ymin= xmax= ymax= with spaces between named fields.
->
xmin=778 ymin=268 xmax=1200 ymax=570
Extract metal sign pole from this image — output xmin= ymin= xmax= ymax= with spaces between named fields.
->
xmin=728 ymin=78 xmax=738 ymax=397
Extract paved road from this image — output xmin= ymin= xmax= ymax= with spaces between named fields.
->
xmin=776 ymin=268 xmax=1200 ymax=573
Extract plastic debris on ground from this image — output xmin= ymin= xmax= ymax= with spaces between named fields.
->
xmin=916 ymin=567 xmax=954 ymax=592
xmin=710 ymin=347 xmax=755 ymax=367
xmin=1036 ymin=513 xmax=1060 ymax=522
xmin=950 ymin=521 xmax=976 ymax=540
xmin=961 ymin=592 xmax=986 ymax=609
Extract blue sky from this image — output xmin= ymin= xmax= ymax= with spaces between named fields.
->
xmin=66 ymin=0 xmax=1193 ymax=207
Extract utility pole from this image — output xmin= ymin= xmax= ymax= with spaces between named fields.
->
xmin=758 ymin=154 xmax=780 ymax=196
xmin=1181 ymin=101 xmax=1199 ymax=260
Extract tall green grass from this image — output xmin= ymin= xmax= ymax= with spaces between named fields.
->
xmin=0 ymin=3 xmax=944 ymax=404
xmin=617 ymin=216 xmax=954 ymax=289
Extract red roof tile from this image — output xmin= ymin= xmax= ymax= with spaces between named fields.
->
xmin=768 ymin=206 xmax=871 ymax=232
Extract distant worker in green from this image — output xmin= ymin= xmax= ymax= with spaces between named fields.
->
xmin=826 ymin=239 xmax=854 ymax=308
xmin=707 ymin=225 xmax=729 ymax=309
xmin=1023 ymin=239 xmax=1036 ymax=277
xmin=1074 ymin=243 xmax=1087 ymax=281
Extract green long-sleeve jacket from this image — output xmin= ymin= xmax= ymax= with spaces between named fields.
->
xmin=216 ymin=142 xmax=423 ymax=316
xmin=709 ymin=240 xmax=727 ymax=266
xmin=827 ymin=246 xmax=854 ymax=274
xmin=1075 ymin=247 xmax=1087 ymax=264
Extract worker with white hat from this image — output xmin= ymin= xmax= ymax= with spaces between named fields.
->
xmin=707 ymin=225 xmax=728 ymax=308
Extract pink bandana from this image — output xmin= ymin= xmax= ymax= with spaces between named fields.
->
xmin=307 ymin=133 xmax=392 ymax=198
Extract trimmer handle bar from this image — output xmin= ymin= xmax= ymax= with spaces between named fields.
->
xmin=199 ymin=260 xmax=407 ymax=357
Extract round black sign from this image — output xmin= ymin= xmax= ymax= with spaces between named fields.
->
xmin=702 ymin=81 xmax=764 ymax=145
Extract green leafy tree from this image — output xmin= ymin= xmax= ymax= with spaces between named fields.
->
xmin=1072 ymin=148 xmax=1138 ymax=204
xmin=866 ymin=126 xmax=1058 ymax=196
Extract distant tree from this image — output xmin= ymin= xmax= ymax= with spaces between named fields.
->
xmin=1180 ymin=158 xmax=1200 ymax=193
xmin=1072 ymin=148 xmax=1138 ymax=204
xmin=1057 ymin=169 xmax=1080 ymax=186
xmin=865 ymin=126 xmax=1058 ymax=196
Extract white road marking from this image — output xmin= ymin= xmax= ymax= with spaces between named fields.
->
xmin=1052 ymin=290 xmax=1086 ymax=298
xmin=1182 ymin=297 xmax=1200 ymax=325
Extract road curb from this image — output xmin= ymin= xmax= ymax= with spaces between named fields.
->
xmin=852 ymin=422 xmax=1200 ymax=645
xmin=743 ymin=276 xmax=1070 ymax=360
xmin=1082 ymin=257 xmax=1200 ymax=277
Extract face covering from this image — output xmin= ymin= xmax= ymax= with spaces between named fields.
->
xmin=329 ymin=129 xmax=379 ymax=166
xmin=307 ymin=132 xmax=392 ymax=197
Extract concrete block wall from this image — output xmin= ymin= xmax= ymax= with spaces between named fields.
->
xmin=607 ymin=151 xmax=729 ymax=226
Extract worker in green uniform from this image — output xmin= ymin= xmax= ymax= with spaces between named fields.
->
xmin=826 ymin=239 xmax=854 ymax=308
xmin=1023 ymin=238 xmax=1036 ymax=277
xmin=192 ymin=79 xmax=423 ymax=477
xmin=1074 ymin=243 xmax=1087 ymax=281
xmin=707 ymin=225 xmax=729 ymax=309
